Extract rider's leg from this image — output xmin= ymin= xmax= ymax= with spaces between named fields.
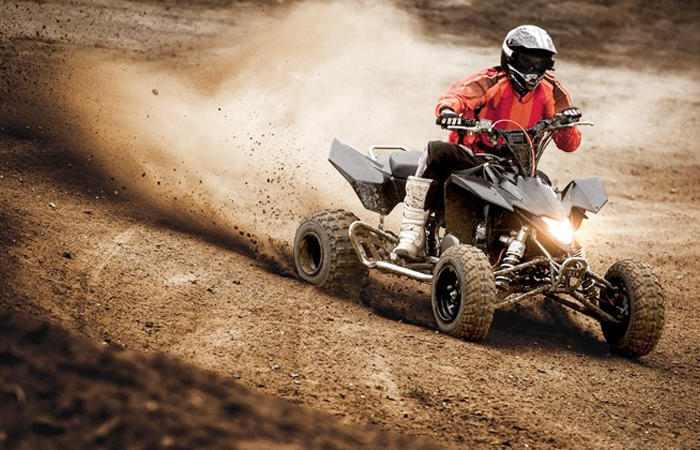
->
xmin=394 ymin=141 xmax=480 ymax=259
xmin=393 ymin=175 xmax=435 ymax=259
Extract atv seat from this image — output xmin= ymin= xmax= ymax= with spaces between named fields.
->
xmin=387 ymin=150 xmax=422 ymax=179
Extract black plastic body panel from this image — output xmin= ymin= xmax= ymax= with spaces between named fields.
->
xmin=329 ymin=139 xmax=417 ymax=215
xmin=448 ymin=172 xmax=569 ymax=221
xmin=561 ymin=177 xmax=608 ymax=213
xmin=329 ymin=138 xmax=608 ymax=225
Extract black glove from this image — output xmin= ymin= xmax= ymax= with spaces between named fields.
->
xmin=438 ymin=108 xmax=461 ymax=128
xmin=553 ymin=107 xmax=582 ymax=125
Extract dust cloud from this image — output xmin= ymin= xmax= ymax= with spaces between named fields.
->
xmin=58 ymin=1 xmax=486 ymax=250
xmin=55 ymin=0 xmax=700 ymax=256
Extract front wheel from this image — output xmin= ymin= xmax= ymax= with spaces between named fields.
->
xmin=600 ymin=259 xmax=665 ymax=358
xmin=431 ymin=244 xmax=496 ymax=341
xmin=293 ymin=209 xmax=368 ymax=300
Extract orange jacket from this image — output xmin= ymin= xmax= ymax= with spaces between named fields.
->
xmin=436 ymin=67 xmax=581 ymax=153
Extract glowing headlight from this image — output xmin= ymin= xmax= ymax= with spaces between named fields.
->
xmin=542 ymin=217 xmax=575 ymax=245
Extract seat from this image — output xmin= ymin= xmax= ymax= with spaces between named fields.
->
xmin=388 ymin=151 xmax=422 ymax=179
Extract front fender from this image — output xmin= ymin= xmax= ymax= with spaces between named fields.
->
xmin=561 ymin=177 xmax=608 ymax=214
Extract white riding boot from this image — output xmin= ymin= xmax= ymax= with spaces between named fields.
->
xmin=393 ymin=176 xmax=434 ymax=259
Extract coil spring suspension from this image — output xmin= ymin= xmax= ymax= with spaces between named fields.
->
xmin=575 ymin=246 xmax=599 ymax=299
xmin=495 ymin=227 xmax=529 ymax=290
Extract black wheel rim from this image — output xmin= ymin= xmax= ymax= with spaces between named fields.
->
xmin=602 ymin=278 xmax=631 ymax=337
xmin=435 ymin=266 xmax=461 ymax=324
xmin=298 ymin=232 xmax=323 ymax=276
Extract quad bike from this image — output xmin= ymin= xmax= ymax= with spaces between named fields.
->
xmin=293 ymin=112 xmax=665 ymax=358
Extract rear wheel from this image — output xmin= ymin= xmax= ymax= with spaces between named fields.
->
xmin=293 ymin=209 xmax=368 ymax=300
xmin=600 ymin=259 xmax=665 ymax=358
xmin=431 ymin=244 xmax=496 ymax=341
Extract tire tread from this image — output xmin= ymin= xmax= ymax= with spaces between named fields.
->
xmin=298 ymin=209 xmax=367 ymax=297
xmin=602 ymin=259 xmax=665 ymax=357
xmin=434 ymin=245 xmax=496 ymax=341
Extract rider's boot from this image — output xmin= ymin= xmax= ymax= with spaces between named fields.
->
xmin=393 ymin=176 xmax=434 ymax=259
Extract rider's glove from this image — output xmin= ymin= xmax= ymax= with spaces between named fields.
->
xmin=562 ymin=107 xmax=582 ymax=122
xmin=438 ymin=108 xmax=461 ymax=128
xmin=553 ymin=107 xmax=582 ymax=125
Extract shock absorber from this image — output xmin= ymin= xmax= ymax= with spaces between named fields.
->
xmin=495 ymin=226 xmax=529 ymax=290
xmin=575 ymin=246 xmax=599 ymax=299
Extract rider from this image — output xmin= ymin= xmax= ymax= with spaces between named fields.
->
xmin=393 ymin=24 xmax=582 ymax=259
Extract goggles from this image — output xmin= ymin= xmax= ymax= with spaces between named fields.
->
xmin=514 ymin=52 xmax=555 ymax=74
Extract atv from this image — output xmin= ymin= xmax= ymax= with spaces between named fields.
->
xmin=293 ymin=113 xmax=665 ymax=357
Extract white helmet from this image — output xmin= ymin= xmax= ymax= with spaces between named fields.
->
xmin=501 ymin=25 xmax=557 ymax=94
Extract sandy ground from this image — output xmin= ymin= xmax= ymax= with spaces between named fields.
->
xmin=1 ymin=0 xmax=700 ymax=448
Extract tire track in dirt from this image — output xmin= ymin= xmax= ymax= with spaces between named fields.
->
xmin=86 ymin=225 xmax=142 ymax=283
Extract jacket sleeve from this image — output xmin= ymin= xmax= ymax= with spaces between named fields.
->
xmin=434 ymin=71 xmax=491 ymax=118
xmin=554 ymin=127 xmax=581 ymax=152
xmin=548 ymin=76 xmax=581 ymax=152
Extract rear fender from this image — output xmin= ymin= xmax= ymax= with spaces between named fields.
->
xmin=328 ymin=139 xmax=403 ymax=215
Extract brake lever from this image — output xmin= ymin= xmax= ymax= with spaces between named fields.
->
xmin=533 ymin=120 xmax=594 ymax=133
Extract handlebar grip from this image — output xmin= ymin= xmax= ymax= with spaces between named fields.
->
xmin=435 ymin=117 xmax=478 ymax=127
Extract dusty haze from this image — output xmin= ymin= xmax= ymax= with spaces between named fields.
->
xmin=56 ymin=1 xmax=486 ymax=247
xmin=52 ymin=1 xmax=699 ymax=257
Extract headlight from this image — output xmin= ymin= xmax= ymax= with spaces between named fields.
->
xmin=542 ymin=217 xmax=574 ymax=245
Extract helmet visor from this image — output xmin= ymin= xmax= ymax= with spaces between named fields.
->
xmin=514 ymin=52 xmax=555 ymax=74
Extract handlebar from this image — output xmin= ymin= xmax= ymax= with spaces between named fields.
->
xmin=435 ymin=116 xmax=593 ymax=177
xmin=436 ymin=117 xmax=593 ymax=135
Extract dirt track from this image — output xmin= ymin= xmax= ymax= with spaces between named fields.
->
xmin=1 ymin=1 xmax=700 ymax=449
